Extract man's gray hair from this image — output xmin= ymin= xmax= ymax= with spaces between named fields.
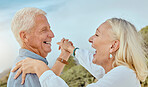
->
xmin=11 ymin=7 xmax=46 ymax=46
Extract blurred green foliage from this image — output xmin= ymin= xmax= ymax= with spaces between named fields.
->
xmin=0 ymin=73 xmax=9 ymax=87
xmin=62 ymin=56 xmax=77 ymax=72
xmin=139 ymin=26 xmax=148 ymax=47
xmin=60 ymin=56 xmax=95 ymax=87
xmin=139 ymin=26 xmax=148 ymax=87
xmin=61 ymin=65 xmax=95 ymax=87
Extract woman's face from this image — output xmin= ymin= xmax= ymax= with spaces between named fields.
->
xmin=89 ymin=21 xmax=113 ymax=66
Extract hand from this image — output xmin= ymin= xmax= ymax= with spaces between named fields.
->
xmin=59 ymin=38 xmax=71 ymax=55
xmin=57 ymin=38 xmax=75 ymax=53
xmin=11 ymin=57 xmax=49 ymax=84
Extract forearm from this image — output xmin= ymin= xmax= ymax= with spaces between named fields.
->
xmin=51 ymin=53 xmax=71 ymax=76
xmin=34 ymin=60 xmax=50 ymax=78
xmin=51 ymin=46 xmax=74 ymax=76
xmin=39 ymin=70 xmax=69 ymax=87
xmin=75 ymin=49 xmax=105 ymax=80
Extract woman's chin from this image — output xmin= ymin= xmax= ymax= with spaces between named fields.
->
xmin=92 ymin=58 xmax=96 ymax=64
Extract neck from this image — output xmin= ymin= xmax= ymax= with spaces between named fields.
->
xmin=22 ymin=43 xmax=47 ymax=58
xmin=103 ymin=59 xmax=114 ymax=74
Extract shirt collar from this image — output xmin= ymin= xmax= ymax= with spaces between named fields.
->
xmin=19 ymin=48 xmax=48 ymax=65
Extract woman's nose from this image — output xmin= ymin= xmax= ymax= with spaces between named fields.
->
xmin=88 ymin=36 xmax=93 ymax=43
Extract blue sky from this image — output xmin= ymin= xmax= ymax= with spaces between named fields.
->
xmin=0 ymin=0 xmax=148 ymax=73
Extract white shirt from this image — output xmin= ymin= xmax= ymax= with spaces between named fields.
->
xmin=39 ymin=49 xmax=141 ymax=87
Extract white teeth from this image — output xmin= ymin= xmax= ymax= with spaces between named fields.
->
xmin=46 ymin=42 xmax=51 ymax=44
xmin=44 ymin=41 xmax=51 ymax=44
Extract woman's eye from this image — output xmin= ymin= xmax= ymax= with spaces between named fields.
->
xmin=95 ymin=34 xmax=99 ymax=36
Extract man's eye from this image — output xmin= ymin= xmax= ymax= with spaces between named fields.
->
xmin=41 ymin=28 xmax=47 ymax=32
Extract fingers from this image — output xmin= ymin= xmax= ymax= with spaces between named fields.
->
xmin=21 ymin=72 xmax=26 ymax=85
xmin=57 ymin=38 xmax=67 ymax=50
xmin=61 ymin=38 xmax=69 ymax=43
xmin=12 ymin=62 xmax=22 ymax=72
xmin=57 ymin=42 xmax=61 ymax=50
xmin=57 ymin=42 xmax=61 ymax=45
xmin=63 ymin=39 xmax=69 ymax=44
xmin=61 ymin=38 xmax=65 ymax=43
xmin=58 ymin=38 xmax=69 ymax=44
xmin=69 ymin=41 xmax=73 ymax=46
xmin=57 ymin=38 xmax=65 ymax=46
xmin=14 ymin=67 xmax=22 ymax=79
xmin=59 ymin=46 xmax=61 ymax=50
xmin=16 ymin=60 xmax=23 ymax=66
xmin=57 ymin=38 xmax=73 ymax=51
xmin=65 ymin=39 xmax=69 ymax=41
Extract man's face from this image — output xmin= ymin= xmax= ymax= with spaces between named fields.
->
xmin=26 ymin=15 xmax=54 ymax=57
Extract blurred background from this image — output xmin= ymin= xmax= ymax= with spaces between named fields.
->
xmin=0 ymin=0 xmax=148 ymax=87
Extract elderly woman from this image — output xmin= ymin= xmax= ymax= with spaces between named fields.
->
xmin=12 ymin=18 xmax=147 ymax=87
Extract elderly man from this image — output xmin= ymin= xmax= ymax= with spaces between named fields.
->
xmin=7 ymin=7 xmax=71 ymax=87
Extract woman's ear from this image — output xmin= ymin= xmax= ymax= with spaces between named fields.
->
xmin=20 ymin=31 xmax=28 ymax=43
xmin=110 ymin=40 xmax=120 ymax=53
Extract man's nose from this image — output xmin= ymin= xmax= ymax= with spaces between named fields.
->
xmin=88 ymin=36 xmax=93 ymax=43
xmin=48 ymin=30 xmax=55 ymax=38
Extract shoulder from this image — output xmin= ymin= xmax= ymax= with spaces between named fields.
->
xmin=101 ymin=66 xmax=140 ymax=87
xmin=109 ymin=66 xmax=134 ymax=75
xmin=8 ymin=69 xmax=40 ymax=87
xmin=106 ymin=66 xmax=137 ymax=80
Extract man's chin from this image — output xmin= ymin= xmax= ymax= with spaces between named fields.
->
xmin=46 ymin=49 xmax=52 ymax=53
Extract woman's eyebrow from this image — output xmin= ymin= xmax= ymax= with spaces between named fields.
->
xmin=97 ymin=28 xmax=101 ymax=33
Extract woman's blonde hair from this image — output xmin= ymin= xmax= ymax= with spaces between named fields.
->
xmin=107 ymin=18 xmax=148 ymax=82
xmin=11 ymin=7 xmax=46 ymax=46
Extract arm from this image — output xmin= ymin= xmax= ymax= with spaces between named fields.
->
xmin=57 ymin=39 xmax=105 ymax=80
xmin=51 ymin=51 xmax=71 ymax=76
xmin=12 ymin=39 xmax=71 ymax=84
xmin=51 ymin=38 xmax=71 ymax=76
xmin=12 ymin=52 xmax=70 ymax=84
xmin=74 ymin=49 xmax=105 ymax=80
xmin=29 ymin=46 xmax=71 ymax=77
xmin=39 ymin=70 xmax=69 ymax=87
xmin=86 ymin=66 xmax=138 ymax=87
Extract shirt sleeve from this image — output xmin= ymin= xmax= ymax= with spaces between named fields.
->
xmin=75 ymin=49 xmax=105 ymax=80
xmin=39 ymin=70 xmax=69 ymax=87
xmin=86 ymin=66 xmax=140 ymax=87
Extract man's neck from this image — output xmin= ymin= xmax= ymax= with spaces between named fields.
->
xmin=22 ymin=45 xmax=47 ymax=58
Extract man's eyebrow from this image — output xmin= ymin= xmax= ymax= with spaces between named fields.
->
xmin=42 ymin=26 xmax=47 ymax=29
xmin=43 ymin=26 xmax=50 ymax=29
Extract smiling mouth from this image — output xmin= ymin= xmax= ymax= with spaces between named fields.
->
xmin=43 ymin=41 xmax=51 ymax=45
xmin=93 ymin=50 xmax=97 ymax=56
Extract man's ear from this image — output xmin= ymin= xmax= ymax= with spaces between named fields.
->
xmin=20 ymin=31 xmax=28 ymax=43
xmin=110 ymin=40 xmax=120 ymax=53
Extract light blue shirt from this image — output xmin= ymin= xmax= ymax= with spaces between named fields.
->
xmin=7 ymin=49 xmax=48 ymax=87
